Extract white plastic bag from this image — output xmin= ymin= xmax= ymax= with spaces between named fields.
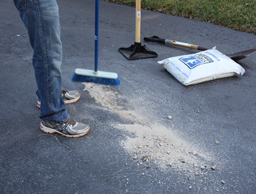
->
xmin=158 ymin=49 xmax=245 ymax=86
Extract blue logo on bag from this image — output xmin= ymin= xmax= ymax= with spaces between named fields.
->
xmin=180 ymin=54 xmax=214 ymax=69
xmin=180 ymin=57 xmax=202 ymax=68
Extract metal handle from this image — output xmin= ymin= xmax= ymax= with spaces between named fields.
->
xmin=95 ymin=0 xmax=99 ymax=72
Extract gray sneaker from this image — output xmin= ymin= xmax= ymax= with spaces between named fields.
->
xmin=40 ymin=117 xmax=90 ymax=138
xmin=37 ymin=90 xmax=81 ymax=108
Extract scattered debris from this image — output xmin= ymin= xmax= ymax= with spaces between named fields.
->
xmin=189 ymin=186 xmax=192 ymax=189
xmin=221 ymin=180 xmax=225 ymax=184
xmin=211 ymin=165 xmax=217 ymax=170
xmin=181 ymin=159 xmax=187 ymax=163
xmin=142 ymin=155 xmax=151 ymax=162
xmin=215 ymin=141 xmax=219 ymax=145
xmin=201 ymin=166 xmax=205 ymax=170
xmin=83 ymin=83 xmax=215 ymax=175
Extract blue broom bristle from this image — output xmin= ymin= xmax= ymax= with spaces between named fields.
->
xmin=71 ymin=73 xmax=121 ymax=86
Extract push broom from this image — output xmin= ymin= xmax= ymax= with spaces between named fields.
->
xmin=71 ymin=0 xmax=121 ymax=86
xmin=118 ymin=0 xmax=158 ymax=60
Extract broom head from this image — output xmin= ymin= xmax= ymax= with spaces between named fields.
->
xmin=71 ymin=68 xmax=121 ymax=86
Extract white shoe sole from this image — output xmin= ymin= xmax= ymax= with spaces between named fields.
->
xmin=40 ymin=122 xmax=90 ymax=138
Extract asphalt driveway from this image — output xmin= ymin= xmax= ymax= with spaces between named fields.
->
xmin=0 ymin=0 xmax=256 ymax=193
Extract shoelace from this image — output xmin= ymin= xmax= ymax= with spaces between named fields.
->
xmin=55 ymin=117 xmax=75 ymax=135
xmin=61 ymin=90 xmax=71 ymax=100
xmin=64 ymin=117 xmax=76 ymax=127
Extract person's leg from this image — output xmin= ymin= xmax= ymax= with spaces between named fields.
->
xmin=14 ymin=0 xmax=68 ymax=122
xmin=13 ymin=0 xmax=90 ymax=137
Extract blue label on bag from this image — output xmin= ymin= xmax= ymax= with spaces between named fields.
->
xmin=180 ymin=54 xmax=214 ymax=69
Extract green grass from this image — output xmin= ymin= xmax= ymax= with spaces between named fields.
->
xmin=103 ymin=0 xmax=256 ymax=35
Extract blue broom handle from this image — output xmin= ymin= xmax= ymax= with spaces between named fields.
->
xmin=95 ymin=0 xmax=99 ymax=72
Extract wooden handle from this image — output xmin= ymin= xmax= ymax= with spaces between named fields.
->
xmin=135 ymin=0 xmax=141 ymax=43
xmin=165 ymin=39 xmax=199 ymax=50
xmin=164 ymin=39 xmax=210 ymax=51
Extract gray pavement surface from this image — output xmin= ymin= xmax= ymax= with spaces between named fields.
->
xmin=1 ymin=0 xmax=256 ymax=193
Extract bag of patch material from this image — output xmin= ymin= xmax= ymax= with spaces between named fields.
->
xmin=158 ymin=48 xmax=245 ymax=86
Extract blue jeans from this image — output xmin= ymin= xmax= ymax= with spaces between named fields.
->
xmin=13 ymin=0 xmax=69 ymax=122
